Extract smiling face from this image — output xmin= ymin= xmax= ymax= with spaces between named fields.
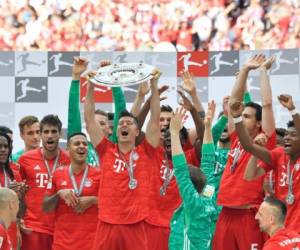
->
xmin=41 ymin=124 xmax=60 ymax=153
xmin=68 ymin=134 xmax=88 ymax=164
xmin=283 ymin=126 xmax=300 ymax=155
xmin=117 ymin=116 xmax=139 ymax=143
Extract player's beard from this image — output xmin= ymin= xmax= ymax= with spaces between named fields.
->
xmin=43 ymin=140 xmax=59 ymax=152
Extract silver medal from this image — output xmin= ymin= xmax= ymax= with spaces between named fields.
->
xmin=286 ymin=193 xmax=295 ymax=205
xmin=128 ymin=178 xmax=138 ymax=189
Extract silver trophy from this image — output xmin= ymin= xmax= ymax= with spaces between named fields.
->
xmin=89 ymin=62 xmax=155 ymax=87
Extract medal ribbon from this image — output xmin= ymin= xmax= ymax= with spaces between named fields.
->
xmin=69 ymin=165 xmax=89 ymax=196
xmin=43 ymin=150 xmax=60 ymax=179
xmin=118 ymin=147 xmax=136 ymax=186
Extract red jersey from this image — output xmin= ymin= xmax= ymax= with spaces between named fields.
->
xmin=258 ymin=147 xmax=300 ymax=232
xmin=263 ymin=228 xmax=300 ymax=249
xmin=18 ymin=148 xmax=70 ymax=234
xmin=218 ymin=131 xmax=276 ymax=207
xmin=46 ymin=165 xmax=99 ymax=250
xmin=0 ymin=223 xmax=12 ymax=250
xmin=146 ymin=146 xmax=198 ymax=227
xmin=95 ymin=137 xmax=157 ymax=224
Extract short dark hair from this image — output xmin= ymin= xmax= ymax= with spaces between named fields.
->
xmin=0 ymin=126 xmax=13 ymax=135
xmin=264 ymin=196 xmax=287 ymax=224
xmin=287 ymin=120 xmax=295 ymax=128
xmin=18 ymin=115 xmax=39 ymax=134
xmin=276 ymin=128 xmax=286 ymax=138
xmin=67 ymin=132 xmax=87 ymax=143
xmin=244 ymin=102 xmax=262 ymax=121
xmin=119 ymin=110 xmax=139 ymax=126
xmin=107 ymin=112 xmax=114 ymax=121
xmin=160 ymin=105 xmax=173 ymax=113
xmin=188 ymin=165 xmax=206 ymax=194
xmin=40 ymin=115 xmax=62 ymax=132
xmin=95 ymin=109 xmax=108 ymax=117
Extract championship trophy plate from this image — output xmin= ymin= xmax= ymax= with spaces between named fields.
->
xmin=89 ymin=62 xmax=155 ymax=87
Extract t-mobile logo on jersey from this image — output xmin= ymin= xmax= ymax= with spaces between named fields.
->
xmin=35 ymin=173 xmax=49 ymax=188
xmin=113 ymin=159 xmax=126 ymax=173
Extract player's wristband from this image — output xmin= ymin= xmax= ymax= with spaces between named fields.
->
xmin=289 ymin=109 xmax=298 ymax=116
xmin=233 ymin=116 xmax=243 ymax=124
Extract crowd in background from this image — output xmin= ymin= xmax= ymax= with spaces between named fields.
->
xmin=0 ymin=0 xmax=300 ymax=51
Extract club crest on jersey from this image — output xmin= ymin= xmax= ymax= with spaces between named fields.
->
xmin=295 ymin=164 xmax=300 ymax=171
xmin=84 ymin=179 xmax=92 ymax=187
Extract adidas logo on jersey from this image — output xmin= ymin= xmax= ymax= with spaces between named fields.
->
xmin=34 ymin=165 xmax=41 ymax=170
xmin=61 ymin=181 xmax=67 ymax=186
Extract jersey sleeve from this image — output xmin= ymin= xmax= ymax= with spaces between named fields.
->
xmin=109 ymin=87 xmax=126 ymax=143
xmin=212 ymin=115 xmax=228 ymax=146
xmin=67 ymin=80 xmax=82 ymax=138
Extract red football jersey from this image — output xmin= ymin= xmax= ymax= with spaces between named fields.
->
xmin=95 ymin=137 xmax=156 ymax=224
xmin=146 ymin=146 xmax=199 ymax=227
xmin=46 ymin=165 xmax=99 ymax=250
xmin=217 ymin=131 xmax=276 ymax=207
xmin=258 ymin=147 xmax=300 ymax=232
xmin=263 ymin=228 xmax=300 ymax=249
xmin=18 ymin=148 xmax=70 ymax=234
xmin=0 ymin=223 xmax=12 ymax=250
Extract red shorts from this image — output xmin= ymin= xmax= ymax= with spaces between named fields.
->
xmin=212 ymin=207 xmax=265 ymax=250
xmin=21 ymin=231 xmax=53 ymax=250
xmin=145 ymin=223 xmax=169 ymax=250
xmin=92 ymin=220 xmax=148 ymax=250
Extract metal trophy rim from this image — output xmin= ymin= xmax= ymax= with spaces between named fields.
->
xmin=89 ymin=62 xmax=154 ymax=87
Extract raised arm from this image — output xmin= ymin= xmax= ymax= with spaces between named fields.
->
xmin=131 ymin=82 xmax=150 ymax=117
xmin=260 ymin=56 xmax=276 ymax=136
xmin=230 ymin=100 xmax=272 ymax=164
xmin=278 ymin=94 xmax=300 ymax=135
xmin=136 ymin=85 xmax=169 ymax=130
xmin=145 ymin=70 xmax=161 ymax=147
xmin=67 ymin=57 xmax=88 ymax=138
xmin=84 ymin=73 xmax=105 ymax=147
xmin=179 ymin=71 xmax=205 ymax=145
xmin=230 ymin=54 xmax=265 ymax=104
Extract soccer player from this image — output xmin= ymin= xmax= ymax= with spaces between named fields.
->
xmin=169 ymin=105 xmax=218 ymax=250
xmin=144 ymin=71 xmax=205 ymax=250
xmin=0 ymin=132 xmax=25 ymax=250
xmin=85 ymin=69 xmax=161 ymax=250
xmin=18 ymin=115 xmax=70 ymax=250
xmin=67 ymin=57 xmax=126 ymax=167
xmin=0 ymin=188 xmax=19 ymax=250
xmin=235 ymin=94 xmax=300 ymax=233
xmin=213 ymin=55 xmax=277 ymax=250
xmin=255 ymin=197 xmax=300 ymax=249
xmin=12 ymin=116 xmax=40 ymax=163
xmin=43 ymin=132 xmax=99 ymax=250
